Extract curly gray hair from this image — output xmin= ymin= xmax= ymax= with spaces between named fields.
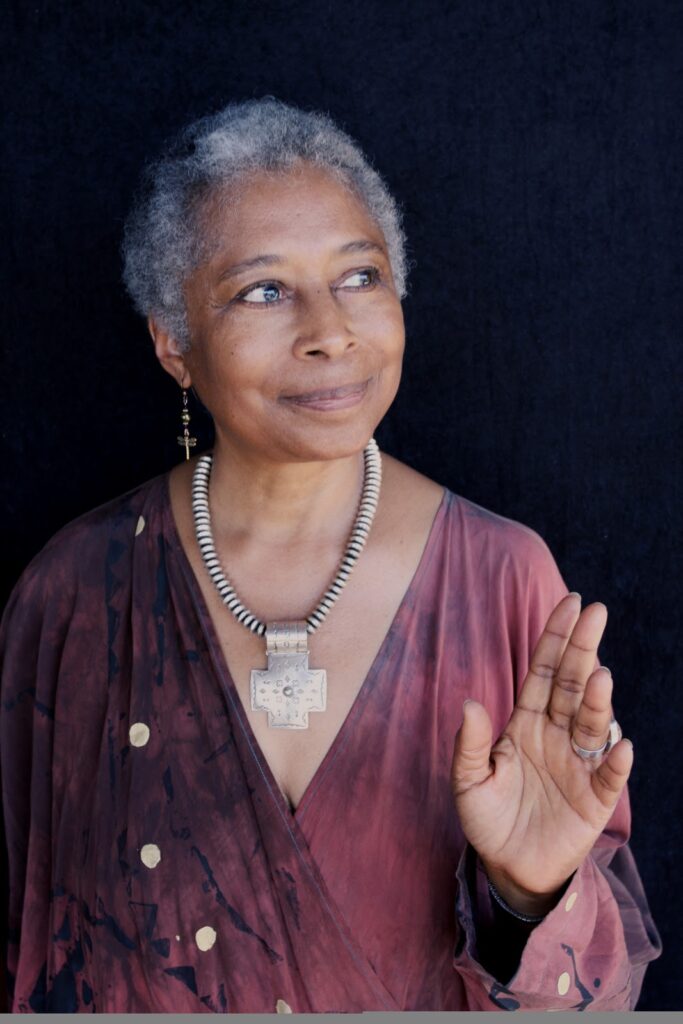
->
xmin=121 ymin=97 xmax=408 ymax=351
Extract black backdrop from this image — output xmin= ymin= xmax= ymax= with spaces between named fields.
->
xmin=2 ymin=0 xmax=681 ymax=1010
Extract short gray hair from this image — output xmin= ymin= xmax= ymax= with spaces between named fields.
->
xmin=121 ymin=97 xmax=408 ymax=351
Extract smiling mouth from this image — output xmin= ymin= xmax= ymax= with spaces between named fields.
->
xmin=280 ymin=379 xmax=371 ymax=409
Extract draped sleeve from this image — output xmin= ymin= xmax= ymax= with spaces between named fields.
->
xmin=0 ymin=483 xmax=142 ymax=1012
xmin=1 ymin=532 xmax=76 ymax=1009
xmin=449 ymin=521 xmax=662 ymax=1010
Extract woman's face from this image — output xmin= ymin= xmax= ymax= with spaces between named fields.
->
xmin=170 ymin=163 xmax=405 ymax=464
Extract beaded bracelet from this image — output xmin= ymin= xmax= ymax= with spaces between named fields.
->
xmin=486 ymin=876 xmax=546 ymax=924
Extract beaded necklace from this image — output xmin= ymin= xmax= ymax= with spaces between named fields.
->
xmin=191 ymin=439 xmax=382 ymax=729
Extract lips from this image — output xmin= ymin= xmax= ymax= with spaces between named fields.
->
xmin=282 ymin=382 xmax=368 ymax=401
xmin=280 ymin=378 xmax=370 ymax=409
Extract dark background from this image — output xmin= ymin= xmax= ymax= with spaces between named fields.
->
xmin=1 ymin=0 xmax=680 ymax=1010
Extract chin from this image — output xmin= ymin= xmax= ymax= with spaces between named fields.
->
xmin=276 ymin=422 xmax=380 ymax=464
xmin=270 ymin=376 xmax=399 ymax=463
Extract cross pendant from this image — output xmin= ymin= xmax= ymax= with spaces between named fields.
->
xmin=250 ymin=622 xmax=327 ymax=729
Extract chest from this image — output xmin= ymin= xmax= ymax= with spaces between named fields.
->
xmin=167 ymin=458 xmax=445 ymax=811
xmin=187 ymin=542 xmax=419 ymax=810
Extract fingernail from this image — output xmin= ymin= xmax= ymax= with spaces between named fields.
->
xmin=568 ymin=591 xmax=582 ymax=600
xmin=600 ymin=666 xmax=612 ymax=676
xmin=463 ymin=699 xmax=474 ymax=707
xmin=622 ymin=738 xmax=633 ymax=748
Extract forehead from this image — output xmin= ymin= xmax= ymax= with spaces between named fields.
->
xmin=200 ymin=163 xmax=385 ymax=259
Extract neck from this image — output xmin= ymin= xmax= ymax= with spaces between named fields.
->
xmin=206 ymin=435 xmax=368 ymax=550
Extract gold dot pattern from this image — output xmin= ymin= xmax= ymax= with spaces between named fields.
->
xmin=140 ymin=843 xmax=161 ymax=869
xmin=564 ymin=891 xmax=578 ymax=912
xmin=195 ymin=925 xmax=217 ymax=951
xmin=129 ymin=722 xmax=150 ymax=747
xmin=557 ymin=971 xmax=571 ymax=996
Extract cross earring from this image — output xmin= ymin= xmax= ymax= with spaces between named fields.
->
xmin=177 ymin=387 xmax=197 ymax=460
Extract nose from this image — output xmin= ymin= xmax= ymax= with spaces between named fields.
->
xmin=292 ymin=286 xmax=358 ymax=360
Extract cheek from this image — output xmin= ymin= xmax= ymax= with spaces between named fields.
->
xmin=370 ymin=303 xmax=405 ymax=361
xmin=197 ymin=328 xmax=269 ymax=391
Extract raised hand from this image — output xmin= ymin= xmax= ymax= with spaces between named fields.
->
xmin=451 ymin=593 xmax=633 ymax=917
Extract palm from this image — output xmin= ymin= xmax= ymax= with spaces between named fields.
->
xmin=451 ymin=596 xmax=632 ymax=902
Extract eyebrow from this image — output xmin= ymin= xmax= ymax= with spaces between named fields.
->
xmin=216 ymin=239 xmax=387 ymax=283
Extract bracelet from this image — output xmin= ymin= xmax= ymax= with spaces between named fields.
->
xmin=486 ymin=876 xmax=546 ymax=924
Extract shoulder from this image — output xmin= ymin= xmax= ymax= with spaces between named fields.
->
xmin=448 ymin=489 xmax=559 ymax=571
xmin=383 ymin=452 xmax=556 ymax=564
xmin=2 ymin=471 xmax=169 ymax=623
xmin=381 ymin=453 xmax=568 ymax=605
xmin=443 ymin=488 xmax=571 ymax=618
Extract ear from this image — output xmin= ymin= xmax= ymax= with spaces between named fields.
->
xmin=148 ymin=316 xmax=192 ymax=388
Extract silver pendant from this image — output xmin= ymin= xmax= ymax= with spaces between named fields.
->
xmin=250 ymin=622 xmax=327 ymax=729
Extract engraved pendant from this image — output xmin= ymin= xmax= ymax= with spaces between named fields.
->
xmin=250 ymin=622 xmax=327 ymax=729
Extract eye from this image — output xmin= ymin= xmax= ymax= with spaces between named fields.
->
xmin=340 ymin=266 xmax=380 ymax=289
xmin=237 ymin=281 xmax=284 ymax=304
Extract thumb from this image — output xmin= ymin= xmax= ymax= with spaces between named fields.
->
xmin=451 ymin=699 xmax=494 ymax=796
xmin=591 ymin=738 xmax=634 ymax=812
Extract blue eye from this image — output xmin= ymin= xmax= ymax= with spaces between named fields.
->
xmin=234 ymin=267 xmax=379 ymax=306
xmin=240 ymin=282 xmax=283 ymax=304
xmin=341 ymin=267 xmax=379 ymax=288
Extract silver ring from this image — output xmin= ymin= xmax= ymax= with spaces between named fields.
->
xmin=570 ymin=718 xmax=622 ymax=761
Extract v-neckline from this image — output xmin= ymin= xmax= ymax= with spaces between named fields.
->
xmin=160 ymin=468 xmax=448 ymax=822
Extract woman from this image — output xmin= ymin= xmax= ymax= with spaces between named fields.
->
xmin=0 ymin=98 xmax=660 ymax=1012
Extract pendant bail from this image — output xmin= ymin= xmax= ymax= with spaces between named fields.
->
xmin=265 ymin=621 xmax=309 ymax=655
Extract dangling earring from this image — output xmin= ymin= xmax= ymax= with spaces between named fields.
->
xmin=177 ymin=386 xmax=197 ymax=460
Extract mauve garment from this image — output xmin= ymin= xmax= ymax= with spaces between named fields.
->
xmin=0 ymin=470 xmax=661 ymax=1012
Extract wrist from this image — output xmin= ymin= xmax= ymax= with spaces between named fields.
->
xmin=482 ymin=863 xmax=572 ymax=918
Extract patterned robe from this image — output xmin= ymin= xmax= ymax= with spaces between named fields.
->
xmin=0 ymin=470 xmax=661 ymax=1011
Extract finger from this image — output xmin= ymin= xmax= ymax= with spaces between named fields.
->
xmin=516 ymin=593 xmax=582 ymax=714
xmin=591 ymin=738 xmax=633 ymax=810
xmin=451 ymin=699 xmax=494 ymax=795
xmin=548 ymin=603 xmax=608 ymax=731
xmin=570 ymin=667 xmax=614 ymax=752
